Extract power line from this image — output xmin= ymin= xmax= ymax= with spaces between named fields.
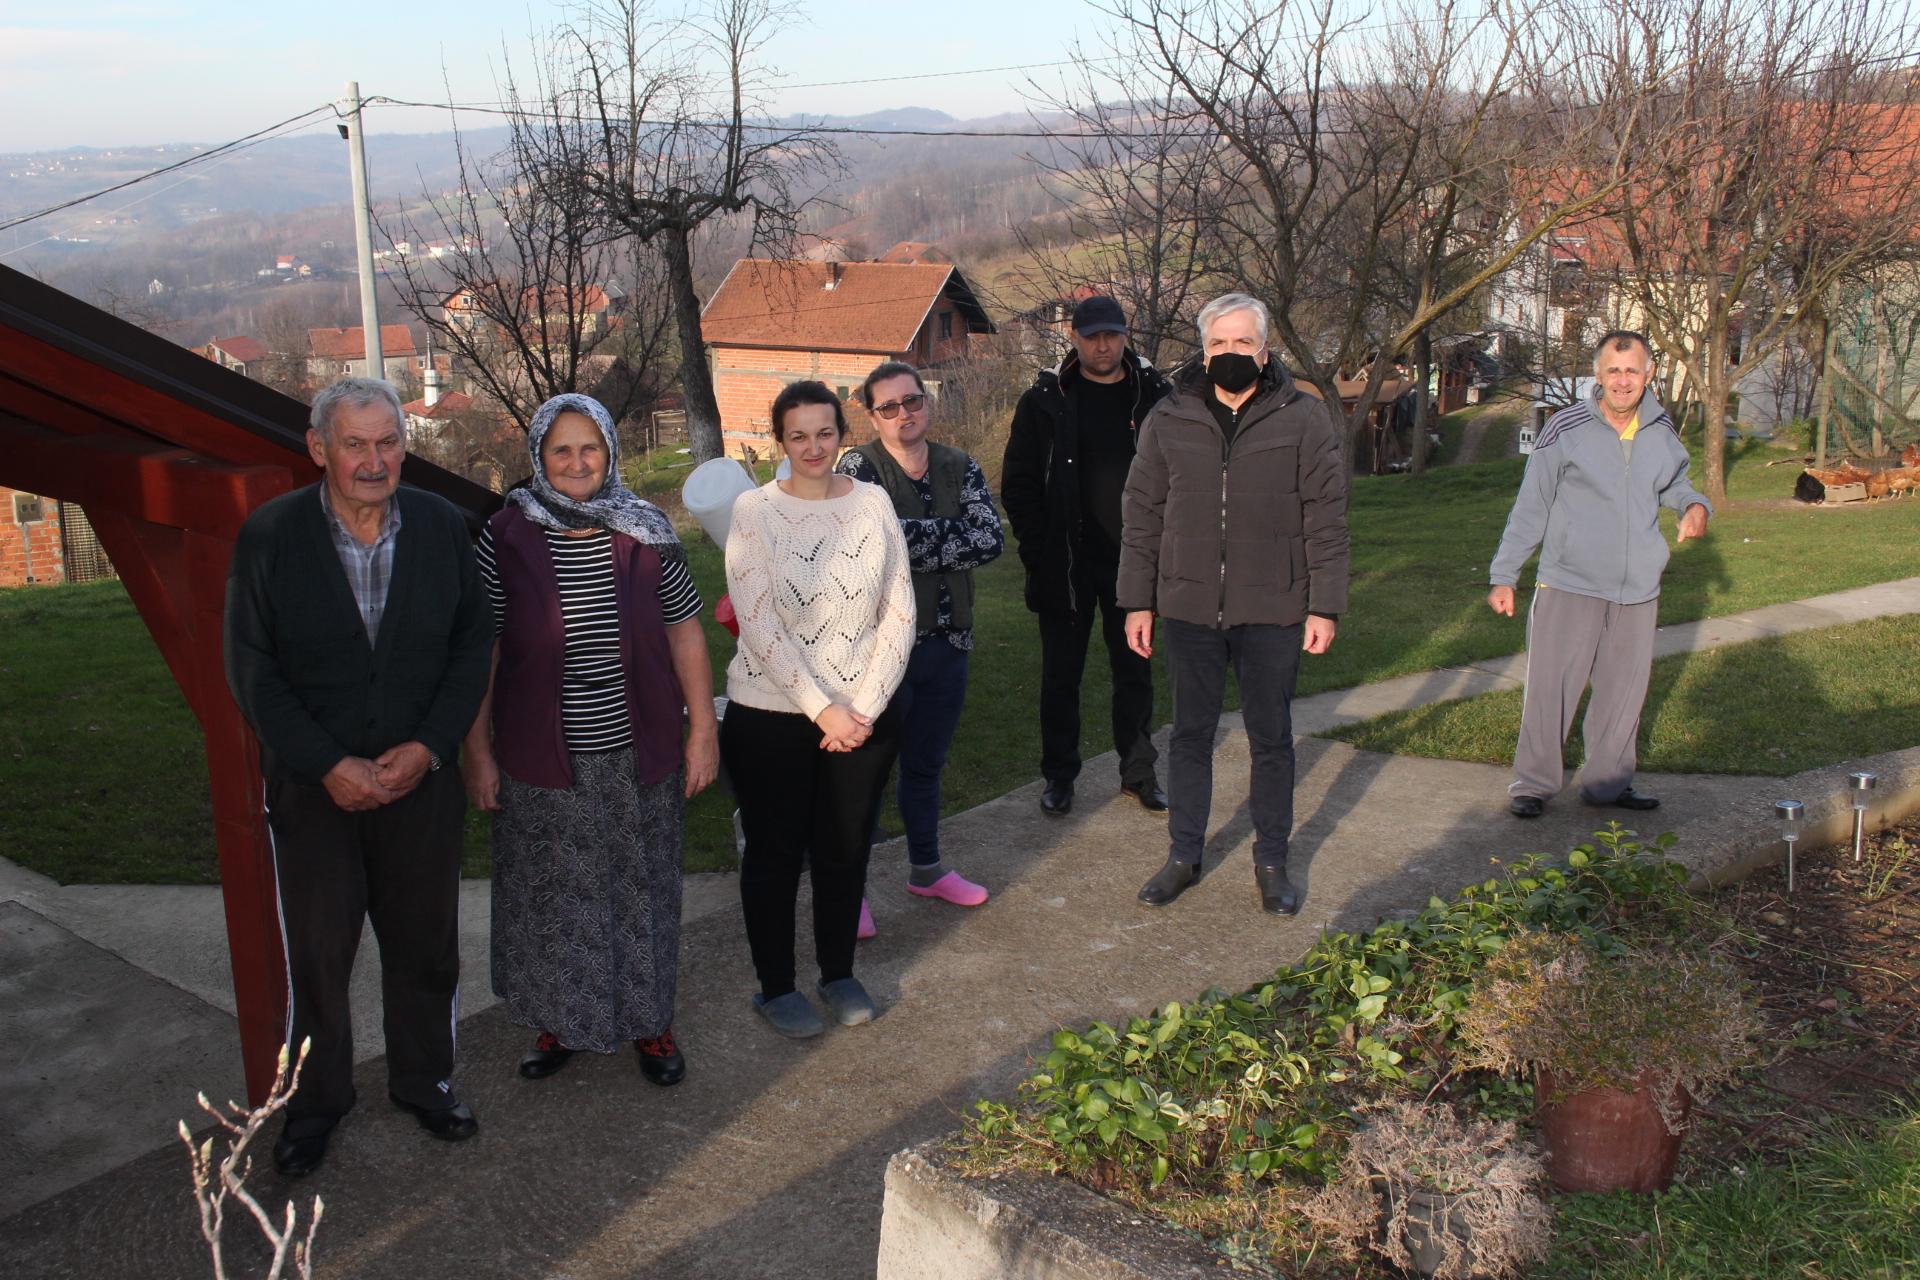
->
xmin=0 ymin=104 xmax=340 ymax=234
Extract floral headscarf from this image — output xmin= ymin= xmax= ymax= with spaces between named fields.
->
xmin=509 ymin=393 xmax=683 ymax=561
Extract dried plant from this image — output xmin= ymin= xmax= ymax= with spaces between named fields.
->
xmin=1459 ymin=931 xmax=1762 ymax=1130
xmin=178 ymin=1038 xmax=323 ymax=1280
xmin=1299 ymin=1101 xmax=1551 ymax=1279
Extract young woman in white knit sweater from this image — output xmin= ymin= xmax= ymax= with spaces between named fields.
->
xmin=719 ymin=380 xmax=916 ymax=1038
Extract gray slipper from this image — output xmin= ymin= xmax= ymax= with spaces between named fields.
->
xmin=753 ymin=990 xmax=825 ymax=1039
xmin=816 ymin=977 xmax=878 ymax=1027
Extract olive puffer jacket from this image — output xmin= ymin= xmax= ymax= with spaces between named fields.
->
xmin=1117 ymin=358 xmax=1350 ymax=627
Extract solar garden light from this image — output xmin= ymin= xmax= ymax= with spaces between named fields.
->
xmin=1848 ymin=772 xmax=1877 ymax=863
xmin=1775 ymin=800 xmax=1804 ymax=893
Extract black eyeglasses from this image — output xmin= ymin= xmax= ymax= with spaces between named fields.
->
xmin=871 ymin=392 xmax=928 ymax=420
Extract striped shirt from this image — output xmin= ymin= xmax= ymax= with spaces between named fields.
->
xmin=476 ymin=527 xmax=702 ymax=753
xmin=319 ymin=486 xmax=401 ymax=646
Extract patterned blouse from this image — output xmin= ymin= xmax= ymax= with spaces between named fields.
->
xmin=834 ymin=450 xmax=1004 ymax=650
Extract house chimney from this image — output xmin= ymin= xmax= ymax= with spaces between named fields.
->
xmin=825 ymin=261 xmax=843 ymax=291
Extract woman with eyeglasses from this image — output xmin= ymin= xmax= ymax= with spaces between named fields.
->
xmin=721 ymin=380 xmax=914 ymax=1037
xmin=836 ymin=361 xmax=1005 ymax=929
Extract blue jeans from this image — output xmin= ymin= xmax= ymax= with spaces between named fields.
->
xmin=890 ymin=635 xmax=971 ymax=867
xmin=1163 ymin=618 xmax=1302 ymax=868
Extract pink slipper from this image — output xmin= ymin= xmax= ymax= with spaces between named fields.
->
xmin=906 ymin=870 xmax=989 ymax=907
xmin=857 ymin=897 xmax=877 ymax=940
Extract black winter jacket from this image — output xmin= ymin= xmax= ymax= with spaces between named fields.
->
xmin=1117 ymin=358 xmax=1350 ymax=628
xmin=1000 ymin=349 xmax=1171 ymax=615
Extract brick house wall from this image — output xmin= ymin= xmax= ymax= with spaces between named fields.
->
xmin=711 ymin=345 xmax=896 ymax=459
xmin=0 ymin=486 xmax=66 ymax=587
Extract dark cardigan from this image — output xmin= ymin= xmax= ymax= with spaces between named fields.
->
xmin=223 ymin=482 xmax=493 ymax=785
xmin=483 ymin=505 xmax=683 ymax=790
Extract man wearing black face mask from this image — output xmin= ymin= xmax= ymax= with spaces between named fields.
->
xmin=1117 ymin=292 xmax=1350 ymax=915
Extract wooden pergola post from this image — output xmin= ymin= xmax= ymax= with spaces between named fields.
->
xmin=3 ymin=423 xmax=297 ymax=1100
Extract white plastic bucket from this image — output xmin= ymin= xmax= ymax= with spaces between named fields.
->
xmin=681 ymin=457 xmax=758 ymax=547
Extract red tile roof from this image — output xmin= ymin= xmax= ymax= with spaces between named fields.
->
xmin=308 ymin=324 xmax=417 ymax=361
xmin=401 ymin=390 xmax=474 ymax=418
xmin=701 ymin=260 xmax=978 ymax=353
xmin=877 ymin=241 xmax=950 ymax=264
xmin=207 ymin=335 xmax=267 ymax=364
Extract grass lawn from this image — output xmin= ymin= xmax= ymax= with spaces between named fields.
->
xmin=1540 ymin=1103 xmax=1920 ymax=1279
xmin=1324 ymin=614 xmax=1920 ymax=775
xmin=8 ymin=436 xmax=1920 ymax=884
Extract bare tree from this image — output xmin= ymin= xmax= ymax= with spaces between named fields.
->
xmin=1015 ymin=44 xmax=1233 ymax=366
xmin=547 ymin=0 xmax=840 ymax=461
xmin=386 ymin=60 xmax=675 ymax=433
xmin=1573 ymin=0 xmax=1920 ymax=502
xmin=1102 ymin=0 xmax=1639 ymax=467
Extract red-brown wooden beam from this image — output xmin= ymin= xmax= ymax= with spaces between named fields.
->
xmin=0 ymin=416 xmax=290 ymax=541
xmin=0 ymin=418 xmax=299 ymax=1104
xmin=0 ymin=328 xmax=315 ymax=473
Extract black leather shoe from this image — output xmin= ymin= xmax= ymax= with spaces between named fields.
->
xmin=1138 ymin=860 xmax=1199 ymax=906
xmin=1040 ymin=780 xmax=1074 ymax=816
xmin=1584 ymin=787 xmax=1660 ymax=811
xmin=1120 ymin=781 xmax=1170 ymax=813
xmin=519 ymin=1031 xmax=574 ymax=1080
xmin=1255 ymin=863 xmax=1301 ymax=916
xmin=1509 ymin=795 xmax=1546 ymax=818
xmin=272 ymin=1127 xmax=331 ymax=1178
xmin=390 ymin=1094 xmax=478 ymax=1141
xmin=634 ymin=1029 xmax=686 ymax=1087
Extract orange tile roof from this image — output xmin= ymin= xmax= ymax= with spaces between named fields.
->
xmin=701 ymin=260 xmax=962 ymax=353
xmin=401 ymin=390 xmax=474 ymax=418
xmin=308 ymin=324 xmax=417 ymax=361
xmin=207 ymin=335 xmax=267 ymax=363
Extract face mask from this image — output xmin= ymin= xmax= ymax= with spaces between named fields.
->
xmin=1207 ymin=352 xmax=1262 ymax=394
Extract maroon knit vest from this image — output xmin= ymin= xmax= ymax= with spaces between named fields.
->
xmin=486 ymin=506 xmax=683 ymax=789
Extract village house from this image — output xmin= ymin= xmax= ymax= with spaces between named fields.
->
xmin=305 ymin=324 xmax=417 ymax=384
xmin=195 ymin=335 xmax=268 ymax=378
xmin=0 ymin=486 xmax=114 ymax=587
xmin=699 ymin=248 xmax=995 ymax=458
xmin=442 ymin=282 xmax=628 ymax=345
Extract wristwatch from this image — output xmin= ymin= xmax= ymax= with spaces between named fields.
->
xmin=426 ymin=748 xmax=444 ymax=772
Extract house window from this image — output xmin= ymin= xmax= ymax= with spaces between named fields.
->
xmin=13 ymin=493 xmax=46 ymax=524
xmin=939 ymin=312 xmax=953 ymax=340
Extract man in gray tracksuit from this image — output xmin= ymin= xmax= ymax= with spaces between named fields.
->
xmin=1488 ymin=329 xmax=1711 ymax=818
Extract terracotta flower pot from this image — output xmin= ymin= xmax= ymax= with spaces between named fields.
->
xmin=1535 ymin=1068 xmax=1689 ymax=1193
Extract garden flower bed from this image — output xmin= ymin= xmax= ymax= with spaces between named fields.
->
xmin=884 ymin=820 xmax=1920 ymax=1278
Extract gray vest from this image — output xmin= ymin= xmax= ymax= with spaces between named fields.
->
xmin=848 ymin=441 xmax=975 ymax=636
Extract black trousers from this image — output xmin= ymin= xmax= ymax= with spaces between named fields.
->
xmin=266 ymin=766 xmax=465 ymax=1135
xmin=1037 ymin=555 xmax=1157 ymax=789
xmin=1162 ymin=619 xmax=1303 ymax=869
xmin=721 ymin=700 xmax=900 ymax=998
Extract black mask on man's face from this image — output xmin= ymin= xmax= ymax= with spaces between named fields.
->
xmin=1207 ymin=352 xmax=1262 ymax=394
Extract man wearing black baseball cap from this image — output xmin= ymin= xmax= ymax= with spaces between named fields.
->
xmin=1002 ymin=295 xmax=1173 ymax=817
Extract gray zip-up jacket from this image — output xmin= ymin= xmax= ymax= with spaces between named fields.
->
xmin=1489 ymin=388 xmax=1712 ymax=605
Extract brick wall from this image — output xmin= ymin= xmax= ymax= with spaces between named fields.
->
xmin=0 ymin=487 xmax=67 ymax=587
xmin=711 ymin=345 xmax=895 ymax=459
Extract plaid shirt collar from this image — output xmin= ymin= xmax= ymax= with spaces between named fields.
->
xmin=318 ymin=484 xmax=403 ymax=645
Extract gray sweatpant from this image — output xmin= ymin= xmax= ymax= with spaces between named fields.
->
xmin=1510 ymin=587 xmax=1658 ymax=803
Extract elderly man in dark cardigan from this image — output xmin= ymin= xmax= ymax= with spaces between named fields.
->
xmin=224 ymin=377 xmax=492 ymax=1178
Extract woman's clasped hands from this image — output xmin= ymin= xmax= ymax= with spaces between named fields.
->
xmin=814 ymin=702 xmax=873 ymax=753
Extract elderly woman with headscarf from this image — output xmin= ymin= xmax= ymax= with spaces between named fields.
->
xmin=462 ymin=393 xmax=718 ymax=1085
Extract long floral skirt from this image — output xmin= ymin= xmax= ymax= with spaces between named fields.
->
xmin=491 ymin=748 xmax=684 ymax=1052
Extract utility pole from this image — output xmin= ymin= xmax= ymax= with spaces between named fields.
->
xmin=341 ymin=81 xmax=383 ymax=381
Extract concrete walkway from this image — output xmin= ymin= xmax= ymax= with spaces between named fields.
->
xmin=2 ymin=577 xmax=1917 ymax=1277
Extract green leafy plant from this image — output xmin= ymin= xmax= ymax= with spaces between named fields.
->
xmin=1458 ymin=931 xmax=1762 ymax=1129
xmin=962 ymin=824 xmax=1702 ymax=1250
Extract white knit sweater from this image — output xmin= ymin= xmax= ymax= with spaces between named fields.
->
xmin=724 ymin=479 xmax=915 ymax=721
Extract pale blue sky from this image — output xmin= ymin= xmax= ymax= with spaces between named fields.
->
xmin=0 ymin=0 xmax=1117 ymax=151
